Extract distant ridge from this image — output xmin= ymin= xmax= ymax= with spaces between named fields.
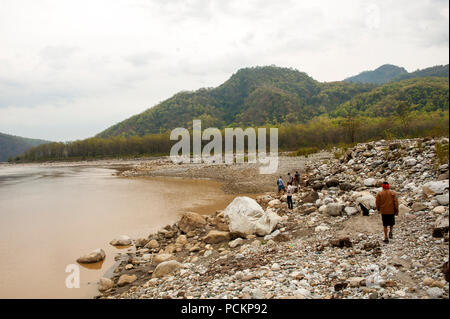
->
xmin=0 ymin=132 xmax=50 ymax=162
xmin=344 ymin=64 xmax=408 ymax=84
xmin=344 ymin=64 xmax=449 ymax=84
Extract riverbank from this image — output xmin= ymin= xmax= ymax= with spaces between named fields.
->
xmin=94 ymin=136 xmax=449 ymax=299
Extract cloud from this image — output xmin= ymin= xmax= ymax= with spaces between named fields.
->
xmin=0 ymin=0 xmax=448 ymax=141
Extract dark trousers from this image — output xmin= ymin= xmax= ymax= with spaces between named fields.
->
xmin=287 ymin=195 xmax=293 ymax=209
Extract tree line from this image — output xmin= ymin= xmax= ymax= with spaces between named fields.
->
xmin=12 ymin=110 xmax=449 ymax=162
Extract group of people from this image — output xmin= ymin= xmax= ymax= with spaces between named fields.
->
xmin=276 ymin=171 xmax=300 ymax=209
xmin=276 ymin=171 xmax=399 ymax=244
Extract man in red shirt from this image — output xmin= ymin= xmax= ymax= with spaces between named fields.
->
xmin=376 ymin=182 xmax=399 ymax=244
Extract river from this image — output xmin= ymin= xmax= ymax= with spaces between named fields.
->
xmin=0 ymin=163 xmax=235 ymax=298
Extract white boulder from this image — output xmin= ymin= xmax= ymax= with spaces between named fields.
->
xmin=224 ymin=197 xmax=281 ymax=236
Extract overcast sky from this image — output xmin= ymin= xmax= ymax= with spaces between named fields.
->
xmin=0 ymin=0 xmax=448 ymax=141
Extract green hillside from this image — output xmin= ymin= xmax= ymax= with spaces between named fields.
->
xmin=97 ymin=66 xmax=375 ymax=137
xmin=334 ymin=77 xmax=449 ymax=117
xmin=0 ymin=132 xmax=50 ymax=162
xmin=392 ymin=64 xmax=449 ymax=82
xmin=97 ymin=65 xmax=448 ymax=138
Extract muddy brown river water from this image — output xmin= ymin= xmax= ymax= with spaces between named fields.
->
xmin=0 ymin=164 xmax=235 ymax=298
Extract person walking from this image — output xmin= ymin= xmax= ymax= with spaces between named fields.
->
xmin=376 ymin=182 xmax=399 ymax=244
xmin=277 ymin=176 xmax=285 ymax=194
xmin=286 ymin=182 xmax=296 ymax=209
xmin=287 ymin=172 xmax=293 ymax=185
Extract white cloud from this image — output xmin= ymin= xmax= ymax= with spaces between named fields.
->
xmin=0 ymin=0 xmax=448 ymax=141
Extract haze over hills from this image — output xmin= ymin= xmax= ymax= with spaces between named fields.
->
xmin=97 ymin=64 xmax=449 ymax=138
xmin=0 ymin=132 xmax=50 ymax=162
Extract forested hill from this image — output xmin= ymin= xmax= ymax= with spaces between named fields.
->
xmin=97 ymin=65 xmax=448 ymax=138
xmin=344 ymin=64 xmax=408 ymax=84
xmin=0 ymin=132 xmax=50 ymax=162
xmin=96 ymin=66 xmax=376 ymax=137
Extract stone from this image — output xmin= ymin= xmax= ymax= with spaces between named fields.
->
xmin=354 ymin=192 xmax=376 ymax=209
xmin=436 ymin=193 xmax=449 ymax=206
xmin=324 ymin=203 xmax=344 ymax=216
xmin=443 ymin=261 xmax=449 ymax=282
xmin=422 ymin=180 xmax=449 ymax=195
xmin=404 ymin=158 xmax=417 ymax=166
xmin=432 ymin=214 xmax=449 ymax=238
xmin=175 ymin=235 xmax=188 ymax=247
xmin=203 ymin=230 xmax=231 ymax=244
xmin=438 ymin=172 xmax=449 ymax=181
xmin=178 ymin=212 xmax=207 ymax=233
xmin=153 ymin=253 xmax=174 ymax=265
xmin=364 ymin=178 xmax=377 ymax=187
xmin=326 ymin=179 xmax=340 ymax=188
xmin=145 ymin=239 xmax=159 ymax=249
xmin=432 ymin=206 xmax=447 ymax=214
xmin=228 ymin=238 xmax=244 ymax=248
xmin=271 ymin=263 xmax=281 ymax=271
xmin=98 ymin=277 xmax=113 ymax=292
xmin=344 ymin=207 xmax=359 ymax=216
xmin=312 ymin=182 xmax=324 ymax=191
xmin=412 ymin=202 xmax=427 ymax=212
xmin=76 ymin=248 xmax=106 ymax=264
xmin=348 ymin=277 xmax=365 ymax=287
xmin=329 ymin=237 xmax=352 ymax=248
xmin=426 ymin=287 xmax=443 ymax=299
xmin=315 ymin=224 xmax=330 ymax=232
xmin=399 ymin=204 xmax=411 ymax=215
xmin=117 ymin=274 xmax=137 ymax=287
xmin=302 ymin=191 xmax=319 ymax=203
xmin=264 ymin=229 xmax=280 ymax=241
xmin=339 ymin=183 xmax=354 ymax=191
xmin=422 ymin=277 xmax=434 ymax=286
xmin=109 ymin=235 xmax=132 ymax=246
xmin=223 ymin=196 xmax=281 ymax=236
xmin=134 ymin=238 xmax=149 ymax=248
xmin=268 ymin=199 xmax=282 ymax=207
xmin=152 ymin=260 xmax=181 ymax=278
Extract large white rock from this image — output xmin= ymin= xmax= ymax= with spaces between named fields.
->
xmin=224 ymin=197 xmax=281 ymax=236
xmin=422 ymin=180 xmax=449 ymax=195
xmin=353 ymin=191 xmax=376 ymax=209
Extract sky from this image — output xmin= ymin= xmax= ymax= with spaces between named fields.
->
xmin=0 ymin=0 xmax=448 ymax=141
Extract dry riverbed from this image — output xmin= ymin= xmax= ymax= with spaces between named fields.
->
xmin=80 ymin=137 xmax=449 ymax=299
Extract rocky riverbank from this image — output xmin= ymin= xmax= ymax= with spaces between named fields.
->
xmin=92 ymin=137 xmax=449 ymax=299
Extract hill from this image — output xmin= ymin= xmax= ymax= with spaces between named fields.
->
xmin=344 ymin=64 xmax=408 ymax=84
xmin=98 ymin=65 xmax=448 ymax=138
xmin=392 ymin=64 xmax=449 ymax=82
xmin=334 ymin=77 xmax=449 ymax=117
xmin=0 ymin=132 xmax=50 ymax=162
xmin=97 ymin=66 xmax=375 ymax=137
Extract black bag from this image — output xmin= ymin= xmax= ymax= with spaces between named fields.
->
xmin=359 ymin=203 xmax=370 ymax=216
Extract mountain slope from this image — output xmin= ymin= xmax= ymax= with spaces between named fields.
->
xmin=97 ymin=66 xmax=375 ymax=137
xmin=0 ymin=132 xmax=50 ymax=162
xmin=344 ymin=64 xmax=408 ymax=84
xmin=392 ymin=64 xmax=449 ymax=82
xmin=334 ymin=77 xmax=449 ymax=117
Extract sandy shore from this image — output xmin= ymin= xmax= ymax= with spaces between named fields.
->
xmin=117 ymin=152 xmax=332 ymax=194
